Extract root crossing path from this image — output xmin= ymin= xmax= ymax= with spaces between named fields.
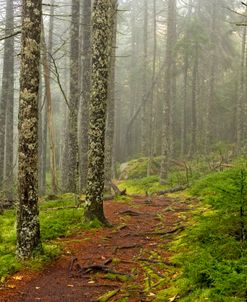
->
xmin=0 ymin=196 xmax=192 ymax=302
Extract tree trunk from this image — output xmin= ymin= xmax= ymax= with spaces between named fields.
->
xmin=0 ymin=0 xmax=15 ymax=192
xmin=3 ymin=0 xmax=14 ymax=200
xmin=205 ymin=0 xmax=217 ymax=153
xmin=190 ymin=42 xmax=199 ymax=156
xmin=147 ymin=0 xmax=157 ymax=177
xmin=105 ymin=0 xmax=118 ymax=191
xmin=160 ymin=0 xmax=176 ymax=183
xmin=66 ymin=0 xmax=80 ymax=193
xmin=80 ymin=0 xmax=92 ymax=192
xmin=84 ymin=0 xmax=113 ymax=224
xmin=141 ymin=0 xmax=148 ymax=156
xmin=16 ymin=0 xmax=42 ymax=259
xmin=41 ymin=27 xmax=58 ymax=194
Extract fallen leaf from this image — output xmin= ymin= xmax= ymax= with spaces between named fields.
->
xmin=169 ymin=295 xmax=178 ymax=301
xmin=148 ymin=293 xmax=156 ymax=297
xmin=13 ymin=275 xmax=23 ymax=281
xmin=7 ymin=284 xmax=16 ymax=289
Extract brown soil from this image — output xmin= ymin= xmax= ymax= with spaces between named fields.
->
xmin=0 ymin=195 xmax=191 ymax=302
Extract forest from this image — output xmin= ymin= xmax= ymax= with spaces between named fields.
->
xmin=0 ymin=0 xmax=247 ymax=301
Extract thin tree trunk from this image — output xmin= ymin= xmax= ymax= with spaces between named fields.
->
xmin=141 ymin=0 xmax=148 ymax=156
xmin=0 ymin=0 xmax=15 ymax=192
xmin=147 ymin=0 xmax=157 ymax=177
xmin=38 ymin=65 xmax=44 ymax=196
xmin=4 ymin=0 xmax=14 ymax=201
xmin=17 ymin=0 xmax=42 ymax=259
xmin=190 ymin=42 xmax=198 ymax=156
xmin=205 ymin=0 xmax=217 ymax=153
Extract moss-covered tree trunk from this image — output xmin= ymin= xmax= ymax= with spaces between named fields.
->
xmin=66 ymin=0 xmax=80 ymax=193
xmin=79 ymin=0 xmax=92 ymax=192
xmin=16 ymin=0 xmax=42 ymax=260
xmin=84 ymin=0 xmax=113 ymax=224
xmin=0 ymin=0 xmax=15 ymax=192
xmin=105 ymin=0 xmax=118 ymax=191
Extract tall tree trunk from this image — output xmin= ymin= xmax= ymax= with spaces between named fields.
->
xmin=66 ymin=0 xmax=80 ymax=193
xmin=84 ymin=0 xmax=113 ymax=224
xmin=0 ymin=0 xmax=14 ymax=192
xmin=126 ymin=0 xmax=138 ymax=159
xmin=147 ymin=0 xmax=157 ymax=176
xmin=160 ymin=0 xmax=176 ymax=184
xmin=80 ymin=0 xmax=92 ymax=192
xmin=38 ymin=65 xmax=44 ymax=196
xmin=105 ymin=0 xmax=118 ymax=190
xmin=190 ymin=42 xmax=199 ymax=156
xmin=4 ymin=0 xmax=14 ymax=200
xmin=237 ymin=26 xmax=246 ymax=148
xmin=41 ymin=0 xmax=55 ymax=195
xmin=41 ymin=26 xmax=58 ymax=194
xmin=17 ymin=0 xmax=42 ymax=259
xmin=205 ymin=0 xmax=217 ymax=153
xmin=141 ymin=0 xmax=148 ymax=156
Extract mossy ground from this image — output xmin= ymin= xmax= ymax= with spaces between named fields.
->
xmin=0 ymin=193 xmax=101 ymax=282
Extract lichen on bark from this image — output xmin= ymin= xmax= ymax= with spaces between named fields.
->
xmin=84 ymin=0 xmax=114 ymax=224
xmin=16 ymin=0 xmax=42 ymax=260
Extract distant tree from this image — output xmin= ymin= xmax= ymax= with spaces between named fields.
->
xmin=3 ymin=0 xmax=15 ymax=200
xmin=0 ymin=0 xmax=15 ymax=194
xmin=84 ymin=0 xmax=114 ymax=224
xmin=160 ymin=0 xmax=176 ymax=183
xmin=16 ymin=0 xmax=42 ymax=259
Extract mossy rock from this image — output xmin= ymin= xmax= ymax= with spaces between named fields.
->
xmin=119 ymin=157 xmax=162 ymax=180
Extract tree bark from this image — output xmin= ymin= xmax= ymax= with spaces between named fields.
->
xmin=66 ymin=0 xmax=80 ymax=193
xmin=160 ymin=0 xmax=176 ymax=183
xmin=147 ymin=0 xmax=157 ymax=177
xmin=80 ymin=0 xmax=92 ymax=192
xmin=84 ymin=0 xmax=113 ymax=224
xmin=16 ymin=0 xmax=42 ymax=259
xmin=4 ymin=0 xmax=15 ymax=201
xmin=141 ymin=0 xmax=148 ymax=156
xmin=0 ymin=0 xmax=15 ymax=192
xmin=105 ymin=1 xmax=118 ymax=191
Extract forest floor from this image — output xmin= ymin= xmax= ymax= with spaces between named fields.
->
xmin=0 ymin=194 xmax=194 ymax=302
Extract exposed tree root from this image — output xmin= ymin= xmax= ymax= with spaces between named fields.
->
xmin=68 ymin=257 xmax=131 ymax=279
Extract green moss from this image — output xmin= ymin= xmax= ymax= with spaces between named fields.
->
xmin=119 ymin=157 xmax=162 ymax=179
xmin=119 ymin=176 xmax=166 ymax=195
xmin=0 ymin=194 xmax=101 ymax=281
xmin=97 ymin=289 xmax=119 ymax=302
xmin=104 ymin=272 xmax=132 ymax=282
xmin=157 ymin=167 xmax=247 ymax=302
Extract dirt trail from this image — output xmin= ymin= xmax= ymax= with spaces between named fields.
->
xmin=0 ymin=196 xmax=191 ymax=302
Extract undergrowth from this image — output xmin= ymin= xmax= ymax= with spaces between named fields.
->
xmin=0 ymin=193 xmax=101 ymax=282
xmin=156 ymin=167 xmax=247 ymax=301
